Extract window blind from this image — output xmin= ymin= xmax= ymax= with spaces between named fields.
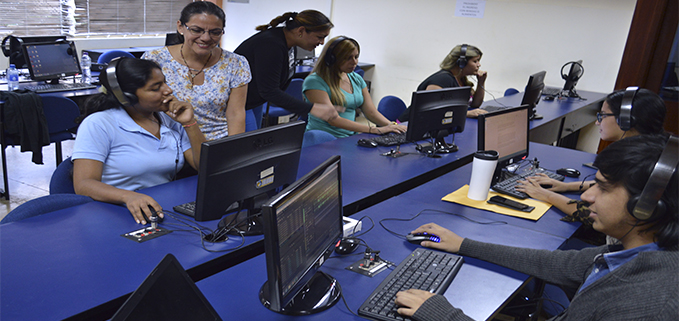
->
xmin=0 ymin=0 xmax=192 ymax=37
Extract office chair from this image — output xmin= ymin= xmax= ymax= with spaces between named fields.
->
xmin=97 ymin=50 xmax=135 ymax=64
xmin=354 ymin=65 xmax=365 ymax=78
xmin=264 ymin=78 xmax=304 ymax=127
xmin=49 ymin=157 xmax=76 ymax=194
xmin=377 ymin=96 xmax=407 ymax=122
xmin=1 ymin=94 xmax=80 ymax=200
xmin=504 ymin=88 xmax=520 ymax=96
xmin=0 ymin=194 xmax=93 ymax=224
xmin=302 ymin=130 xmax=336 ymax=148
xmin=245 ymin=104 xmax=264 ymax=132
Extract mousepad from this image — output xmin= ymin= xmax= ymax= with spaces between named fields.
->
xmin=441 ymin=185 xmax=551 ymax=220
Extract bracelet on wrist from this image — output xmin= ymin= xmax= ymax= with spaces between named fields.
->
xmin=182 ymin=120 xmax=197 ymax=128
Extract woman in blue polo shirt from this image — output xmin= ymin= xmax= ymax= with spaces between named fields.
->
xmin=72 ymin=58 xmax=206 ymax=224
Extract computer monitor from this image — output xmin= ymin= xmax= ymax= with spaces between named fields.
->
xmin=259 ymin=155 xmax=342 ymax=315
xmin=2 ymin=35 xmax=67 ymax=68
xmin=111 ymin=254 xmax=221 ymax=321
xmin=22 ymin=41 xmax=81 ymax=83
xmin=165 ymin=33 xmax=182 ymax=46
xmin=477 ymin=105 xmax=530 ymax=184
xmin=561 ymin=60 xmax=584 ymax=98
xmin=294 ymin=46 xmax=315 ymax=61
xmin=406 ymin=86 xmax=471 ymax=156
xmin=520 ymin=71 xmax=546 ymax=120
xmin=191 ymin=121 xmax=306 ymax=232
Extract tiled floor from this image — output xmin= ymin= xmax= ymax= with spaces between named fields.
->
xmin=0 ymin=140 xmax=74 ymax=221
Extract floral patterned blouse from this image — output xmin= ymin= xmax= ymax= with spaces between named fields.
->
xmin=143 ymin=47 xmax=251 ymax=140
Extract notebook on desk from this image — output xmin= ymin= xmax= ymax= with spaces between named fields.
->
xmin=111 ymin=254 xmax=222 ymax=321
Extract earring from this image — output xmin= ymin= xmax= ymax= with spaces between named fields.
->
xmin=299 ymin=34 xmax=302 ymax=38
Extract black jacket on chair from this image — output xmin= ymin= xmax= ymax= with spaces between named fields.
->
xmin=0 ymin=90 xmax=50 ymax=164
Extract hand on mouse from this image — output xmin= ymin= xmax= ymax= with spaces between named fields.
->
xmin=122 ymin=192 xmax=163 ymax=224
xmin=411 ymin=223 xmax=463 ymax=253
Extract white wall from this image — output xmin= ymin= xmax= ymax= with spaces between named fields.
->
xmin=5 ymin=0 xmax=636 ymax=108
xmin=322 ymin=0 xmax=636 ymax=105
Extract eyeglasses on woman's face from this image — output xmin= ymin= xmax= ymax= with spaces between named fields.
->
xmin=183 ymin=24 xmax=224 ymax=38
xmin=596 ymin=112 xmax=616 ymax=123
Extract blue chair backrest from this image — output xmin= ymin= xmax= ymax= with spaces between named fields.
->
xmin=50 ymin=157 xmax=76 ymax=194
xmin=302 ymin=130 xmax=336 ymax=148
xmin=40 ymin=95 xmax=80 ymax=134
xmin=1 ymin=194 xmax=93 ymax=224
xmin=97 ymin=50 xmax=135 ymax=64
xmin=377 ymin=96 xmax=407 ymax=122
xmin=504 ymin=88 xmax=520 ymax=96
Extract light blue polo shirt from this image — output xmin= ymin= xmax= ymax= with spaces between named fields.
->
xmin=579 ymin=242 xmax=661 ymax=293
xmin=72 ymin=108 xmax=191 ymax=191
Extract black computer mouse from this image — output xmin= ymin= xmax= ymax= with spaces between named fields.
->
xmin=335 ymin=237 xmax=360 ymax=254
xmin=144 ymin=205 xmax=164 ymax=223
xmin=406 ymin=232 xmax=441 ymax=245
xmin=557 ymin=168 xmax=581 ymax=178
xmin=357 ymin=139 xmax=378 ymax=148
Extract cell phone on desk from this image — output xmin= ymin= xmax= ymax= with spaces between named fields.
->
xmin=488 ymin=195 xmax=535 ymax=212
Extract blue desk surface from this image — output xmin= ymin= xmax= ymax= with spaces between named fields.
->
xmin=0 ymin=91 xmax=604 ymax=319
xmin=0 ymin=178 xmax=261 ymax=321
xmin=196 ymin=144 xmax=587 ymax=320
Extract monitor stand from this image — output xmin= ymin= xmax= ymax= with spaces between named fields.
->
xmin=224 ymin=193 xmax=270 ymax=236
xmin=259 ymin=271 xmax=341 ymax=315
xmin=417 ymin=132 xmax=458 ymax=158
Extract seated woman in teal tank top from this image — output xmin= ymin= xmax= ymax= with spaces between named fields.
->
xmin=303 ymin=36 xmax=406 ymax=138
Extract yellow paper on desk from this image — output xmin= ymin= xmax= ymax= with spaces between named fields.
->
xmin=442 ymin=185 xmax=551 ymax=220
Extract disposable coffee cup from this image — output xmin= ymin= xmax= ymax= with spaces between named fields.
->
xmin=467 ymin=150 xmax=499 ymax=201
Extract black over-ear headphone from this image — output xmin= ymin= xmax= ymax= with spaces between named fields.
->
xmin=618 ymin=86 xmax=638 ymax=132
xmin=627 ymin=135 xmax=679 ymax=221
xmin=105 ymin=57 xmax=138 ymax=107
xmin=457 ymin=44 xmax=468 ymax=69
xmin=324 ymin=36 xmax=358 ymax=67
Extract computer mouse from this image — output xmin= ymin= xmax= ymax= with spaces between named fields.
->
xmin=357 ymin=139 xmax=378 ymax=148
xmin=406 ymin=232 xmax=441 ymax=245
xmin=544 ymin=95 xmax=555 ymax=101
xmin=557 ymin=168 xmax=581 ymax=178
xmin=335 ymin=237 xmax=360 ymax=254
xmin=144 ymin=205 xmax=164 ymax=223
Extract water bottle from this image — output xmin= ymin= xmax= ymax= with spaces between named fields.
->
xmin=80 ymin=52 xmax=91 ymax=84
xmin=6 ymin=64 xmax=19 ymax=91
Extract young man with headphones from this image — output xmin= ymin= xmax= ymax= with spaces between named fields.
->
xmin=395 ymin=134 xmax=678 ymax=320
xmin=398 ymin=44 xmax=488 ymax=121
xmin=303 ymin=35 xmax=406 ymax=138
xmin=516 ymin=87 xmax=667 ymax=221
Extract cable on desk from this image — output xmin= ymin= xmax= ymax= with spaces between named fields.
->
xmin=379 ymin=209 xmax=508 ymax=238
xmin=335 ymin=280 xmax=362 ymax=318
xmin=161 ymin=210 xmax=247 ymax=253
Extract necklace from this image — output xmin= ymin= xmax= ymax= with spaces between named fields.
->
xmin=180 ymin=43 xmax=213 ymax=88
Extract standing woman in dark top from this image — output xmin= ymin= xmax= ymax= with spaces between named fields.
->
xmin=234 ymin=10 xmax=341 ymax=127
xmin=399 ymin=44 xmax=488 ymax=121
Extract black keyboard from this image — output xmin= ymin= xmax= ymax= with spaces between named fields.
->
xmin=173 ymin=201 xmax=196 ymax=217
xmin=541 ymin=86 xmax=562 ymax=96
xmin=492 ymin=167 xmax=565 ymax=199
xmin=369 ymin=133 xmax=408 ymax=146
xmin=358 ymin=248 xmax=464 ymax=321
xmin=481 ymin=105 xmax=508 ymax=112
xmin=24 ymin=82 xmax=96 ymax=93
